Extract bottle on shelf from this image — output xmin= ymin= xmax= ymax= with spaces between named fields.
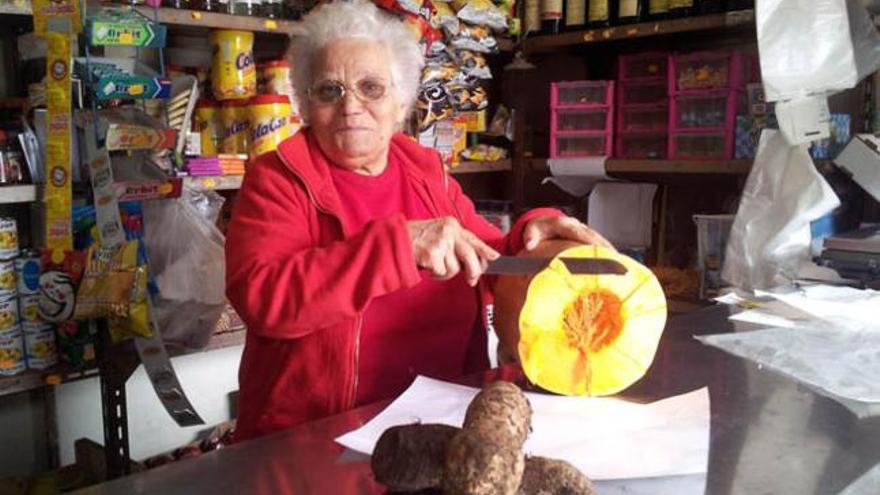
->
xmin=540 ymin=0 xmax=565 ymax=34
xmin=586 ymin=0 xmax=614 ymax=28
xmin=617 ymin=0 xmax=645 ymax=24
xmin=264 ymin=0 xmax=283 ymax=18
xmin=524 ymin=0 xmax=543 ymax=34
xmin=668 ymin=0 xmax=694 ymax=18
xmin=698 ymin=0 xmax=724 ymax=13
xmin=647 ymin=0 xmax=669 ymax=20
xmin=563 ymin=0 xmax=586 ymax=31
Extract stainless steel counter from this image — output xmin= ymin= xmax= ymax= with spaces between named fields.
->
xmin=75 ymin=306 xmax=880 ymax=494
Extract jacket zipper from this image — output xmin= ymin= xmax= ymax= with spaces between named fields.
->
xmin=276 ymin=151 xmax=362 ymax=409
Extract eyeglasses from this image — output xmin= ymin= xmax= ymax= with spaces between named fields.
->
xmin=307 ymin=77 xmax=392 ymax=105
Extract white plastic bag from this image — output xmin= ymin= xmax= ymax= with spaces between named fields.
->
xmin=758 ymin=0 xmax=880 ymax=102
xmin=722 ymin=130 xmax=840 ymax=291
xmin=143 ymin=188 xmax=226 ymax=347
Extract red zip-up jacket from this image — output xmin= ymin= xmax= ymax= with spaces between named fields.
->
xmin=226 ymin=130 xmax=562 ymax=442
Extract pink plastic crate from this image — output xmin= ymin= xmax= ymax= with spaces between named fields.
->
xmin=551 ymin=81 xmax=614 ymax=108
xmin=669 ymin=51 xmax=757 ymax=94
xmin=668 ymin=131 xmax=733 ymax=160
xmin=616 ymin=132 xmax=667 ymax=159
xmin=617 ymin=103 xmax=667 ymax=132
xmin=669 ymin=90 xmax=744 ymax=132
xmin=618 ymin=52 xmax=668 ymax=81
xmin=619 ymin=80 xmax=667 ymax=106
xmin=553 ymin=108 xmax=612 ymax=134
xmin=551 ymin=132 xmax=612 ymax=158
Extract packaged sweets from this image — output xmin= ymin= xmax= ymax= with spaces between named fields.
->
xmin=209 ymin=30 xmax=256 ymax=101
xmin=248 ymin=95 xmax=293 ymax=159
xmin=25 ymin=326 xmax=58 ymax=370
xmin=220 ymin=99 xmax=251 ymax=155
xmin=0 ymin=217 xmax=19 ymax=261
xmin=0 ymin=333 xmax=25 ymax=376
xmin=18 ymin=294 xmax=42 ymax=327
xmin=0 ymin=298 xmax=18 ymax=332
xmin=0 ymin=260 xmax=16 ymax=302
xmin=194 ymin=100 xmax=222 ymax=156
xmin=15 ymin=251 xmax=41 ymax=295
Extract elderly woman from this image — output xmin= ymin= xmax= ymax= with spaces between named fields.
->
xmin=225 ymin=0 xmax=611 ymax=442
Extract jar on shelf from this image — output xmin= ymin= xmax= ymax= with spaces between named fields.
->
xmin=230 ymin=0 xmax=263 ymax=16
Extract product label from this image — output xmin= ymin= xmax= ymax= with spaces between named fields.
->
xmin=669 ymin=0 xmax=693 ymax=8
xmin=619 ymin=0 xmax=638 ymax=17
xmin=565 ymin=0 xmax=585 ymax=26
xmin=588 ymin=0 xmax=609 ymax=22
xmin=91 ymin=21 xmax=158 ymax=47
xmin=540 ymin=0 xmax=563 ymax=20
xmin=45 ymin=29 xmax=73 ymax=263
xmin=525 ymin=0 xmax=542 ymax=31
xmin=649 ymin=0 xmax=669 ymax=14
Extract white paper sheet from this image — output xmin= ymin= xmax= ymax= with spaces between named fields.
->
xmin=335 ymin=376 xmax=710 ymax=481
xmin=755 ymin=285 xmax=880 ymax=329
xmin=542 ymin=157 xmax=609 ymax=196
xmin=588 ymin=182 xmax=657 ymax=248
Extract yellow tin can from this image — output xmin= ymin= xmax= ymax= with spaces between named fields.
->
xmin=220 ymin=99 xmax=251 ymax=155
xmin=194 ymin=100 xmax=222 ymax=156
xmin=209 ymin=30 xmax=256 ymax=101
xmin=248 ymin=95 xmax=293 ymax=159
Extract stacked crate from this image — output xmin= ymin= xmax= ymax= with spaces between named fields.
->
xmin=615 ymin=53 xmax=669 ymax=159
xmin=549 ymin=81 xmax=614 ymax=158
xmin=668 ymin=51 xmax=755 ymax=160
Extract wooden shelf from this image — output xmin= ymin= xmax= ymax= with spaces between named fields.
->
xmin=523 ymin=10 xmax=755 ymax=53
xmin=450 ymin=160 xmax=512 ymax=174
xmin=0 ymin=0 xmax=30 ymax=16
xmin=0 ymin=185 xmax=39 ymax=204
xmin=0 ymin=363 xmax=99 ymax=398
xmin=135 ymin=6 xmax=295 ymax=34
xmin=528 ymin=157 xmax=751 ymax=175
xmin=183 ymin=175 xmax=244 ymax=191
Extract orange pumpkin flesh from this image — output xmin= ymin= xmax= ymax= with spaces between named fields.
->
xmin=494 ymin=240 xmax=667 ymax=396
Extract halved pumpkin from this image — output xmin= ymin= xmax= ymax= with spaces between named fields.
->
xmin=493 ymin=240 xmax=667 ymax=396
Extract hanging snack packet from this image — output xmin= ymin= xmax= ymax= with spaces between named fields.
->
xmin=446 ymin=81 xmax=489 ymax=111
xmin=456 ymin=50 xmax=492 ymax=79
xmin=418 ymin=81 xmax=455 ymax=131
xmin=451 ymin=0 xmax=508 ymax=31
xmin=432 ymin=1 xmax=461 ymax=35
xmin=449 ymin=23 xmax=498 ymax=53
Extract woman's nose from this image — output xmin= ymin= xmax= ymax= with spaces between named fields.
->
xmin=340 ymin=89 xmax=365 ymax=114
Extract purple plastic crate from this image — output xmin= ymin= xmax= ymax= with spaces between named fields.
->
xmin=551 ymin=132 xmax=612 ymax=158
xmin=551 ymin=80 xmax=614 ymax=108
xmin=618 ymin=52 xmax=669 ymax=81
xmin=669 ymin=131 xmax=733 ymax=160
xmin=616 ymin=132 xmax=667 ymax=159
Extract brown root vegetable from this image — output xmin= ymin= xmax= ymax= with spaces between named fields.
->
xmin=517 ymin=456 xmax=595 ymax=495
xmin=464 ymin=380 xmax=532 ymax=448
xmin=443 ymin=428 xmax=525 ymax=495
xmin=371 ymin=423 xmax=460 ymax=492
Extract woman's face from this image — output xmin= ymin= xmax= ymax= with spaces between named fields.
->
xmin=308 ymin=38 xmax=407 ymax=174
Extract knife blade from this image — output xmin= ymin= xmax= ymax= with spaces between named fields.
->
xmin=485 ymin=256 xmax=628 ymax=276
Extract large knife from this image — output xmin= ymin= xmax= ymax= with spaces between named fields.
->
xmin=485 ymin=256 xmax=628 ymax=276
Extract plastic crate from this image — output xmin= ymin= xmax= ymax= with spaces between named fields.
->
xmin=551 ymin=80 xmax=614 ymax=108
xmin=669 ymin=51 xmax=758 ymax=94
xmin=617 ymin=104 xmax=667 ymax=132
xmin=551 ymin=132 xmax=611 ymax=158
xmin=618 ymin=52 xmax=668 ymax=81
xmin=619 ymin=80 xmax=667 ymax=106
xmin=669 ymin=131 xmax=732 ymax=160
xmin=670 ymin=90 xmax=743 ymax=132
xmin=553 ymin=108 xmax=612 ymax=133
xmin=616 ymin=132 xmax=667 ymax=159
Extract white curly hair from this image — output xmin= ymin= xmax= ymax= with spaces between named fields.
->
xmin=288 ymin=0 xmax=425 ymax=123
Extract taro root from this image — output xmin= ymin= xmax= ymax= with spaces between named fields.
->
xmin=463 ymin=380 xmax=532 ymax=448
xmin=517 ymin=456 xmax=595 ymax=495
xmin=371 ymin=423 xmax=459 ymax=492
xmin=494 ymin=240 xmax=667 ymax=396
xmin=442 ymin=428 xmax=525 ymax=495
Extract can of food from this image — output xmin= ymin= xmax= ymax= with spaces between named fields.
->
xmin=209 ymin=30 xmax=256 ymax=101
xmin=258 ymin=60 xmax=293 ymax=99
xmin=0 ymin=260 xmax=16 ymax=301
xmin=18 ymin=294 xmax=41 ymax=327
xmin=0 ymin=333 xmax=25 ymax=376
xmin=248 ymin=95 xmax=293 ymax=159
xmin=0 ymin=217 xmax=19 ymax=261
xmin=0 ymin=298 xmax=18 ymax=332
xmin=25 ymin=327 xmax=57 ymax=370
xmin=194 ymin=100 xmax=222 ymax=156
xmin=14 ymin=252 xmax=40 ymax=295
xmin=220 ymin=99 xmax=250 ymax=155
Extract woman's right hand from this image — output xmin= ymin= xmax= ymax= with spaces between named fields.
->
xmin=407 ymin=217 xmax=500 ymax=287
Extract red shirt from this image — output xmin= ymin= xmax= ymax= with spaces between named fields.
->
xmin=329 ymin=158 xmax=480 ymax=405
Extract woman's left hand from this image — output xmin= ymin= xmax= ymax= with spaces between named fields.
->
xmin=522 ymin=215 xmax=615 ymax=251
